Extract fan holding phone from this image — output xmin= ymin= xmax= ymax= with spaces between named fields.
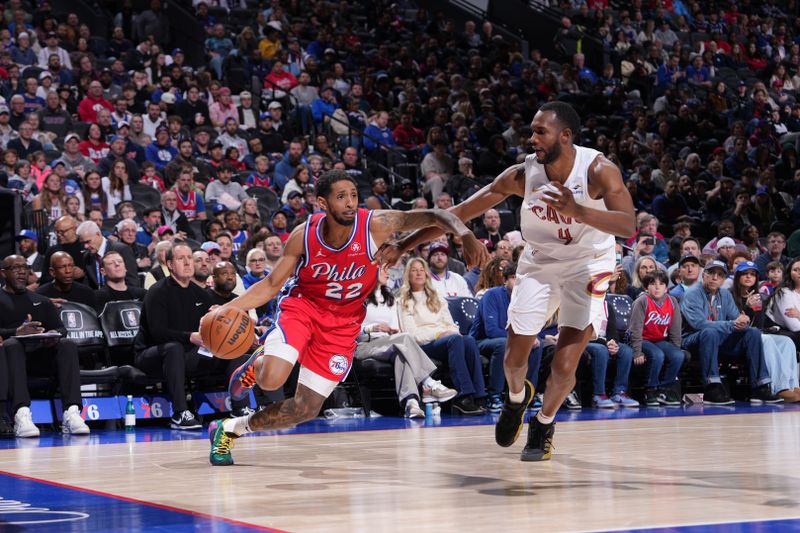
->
xmin=621 ymin=232 xmax=668 ymax=281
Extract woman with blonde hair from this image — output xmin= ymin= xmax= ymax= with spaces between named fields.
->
xmin=397 ymin=258 xmax=487 ymax=415
xmin=239 ymin=197 xmax=261 ymax=230
xmin=628 ymin=256 xmax=657 ymax=300
xmin=31 ymin=172 xmax=66 ymax=224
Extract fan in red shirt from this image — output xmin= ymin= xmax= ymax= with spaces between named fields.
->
xmin=78 ymin=80 xmax=113 ymax=123
xmin=393 ymin=112 xmax=426 ymax=151
xmin=206 ymin=169 xmax=488 ymax=466
xmin=263 ymin=60 xmax=298 ymax=92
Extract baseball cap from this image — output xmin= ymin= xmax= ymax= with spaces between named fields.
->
xmin=324 ymin=47 xmax=335 ymax=55
xmin=155 ymin=124 xmax=169 ymax=134
xmin=239 ymin=91 xmax=252 ymax=99
xmin=210 ymin=140 xmax=224 ymax=150
xmin=400 ymin=178 xmax=413 ymax=188
xmin=109 ymin=135 xmax=125 ymax=144
xmin=171 ymin=48 xmax=184 ymax=56
xmin=39 ymin=71 xmax=52 ymax=81
xmin=49 ymin=159 xmax=66 ymax=169
xmin=117 ymin=120 xmax=130 ymax=130
xmin=267 ymin=101 xmax=282 ymax=110
xmin=428 ymin=242 xmax=449 ymax=256
xmin=704 ymin=260 xmax=728 ymax=274
xmin=716 ymin=237 xmax=736 ymax=248
xmin=755 ymin=186 xmax=769 ymax=196
xmin=0 ymin=105 xmax=8 ymax=115
xmin=46 ymin=31 xmax=57 ymax=39
xmin=218 ymin=87 xmax=231 ymax=96
xmin=64 ymin=132 xmax=80 ymax=143
xmin=287 ymin=190 xmax=303 ymax=200
xmin=712 ymin=146 xmax=725 ymax=155
xmin=157 ymin=225 xmax=174 ymax=236
xmin=678 ymin=254 xmax=700 ymax=266
xmin=735 ymin=260 xmax=759 ymax=274
xmin=160 ymin=92 xmax=176 ymax=105
xmin=15 ymin=229 xmax=37 ymax=241
xmin=201 ymin=241 xmax=222 ymax=254
xmin=212 ymin=204 xmax=228 ymax=214
xmin=478 ymin=238 xmax=495 ymax=251
xmin=259 ymin=111 xmax=272 ymax=121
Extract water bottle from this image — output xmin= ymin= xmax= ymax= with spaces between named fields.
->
xmin=432 ymin=402 xmax=441 ymax=416
xmin=125 ymin=395 xmax=136 ymax=431
xmin=424 ymin=403 xmax=433 ymax=417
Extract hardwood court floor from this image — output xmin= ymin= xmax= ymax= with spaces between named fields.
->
xmin=2 ymin=409 xmax=800 ymax=532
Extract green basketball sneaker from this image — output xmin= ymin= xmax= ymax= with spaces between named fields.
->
xmin=209 ymin=419 xmax=239 ymax=466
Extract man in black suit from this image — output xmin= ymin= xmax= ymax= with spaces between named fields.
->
xmin=76 ymin=221 xmax=140 ymax=289
xmin=40 ymin=216 xmax=86 ymax=285
xmin=37 ymin=252 xmax=99 ymax=310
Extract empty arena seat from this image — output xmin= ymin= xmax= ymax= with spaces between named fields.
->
xmin=99 ymin=301 xmax=142 ymax=348
xmin=59 ymin=301 xmax=106 ymax=349
xmin=605 ymin=293 xmax=634 ymax=333
xmin=447 ymin=297 xmax=479 ymax=336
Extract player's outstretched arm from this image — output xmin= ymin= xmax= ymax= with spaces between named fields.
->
xmin=221 ymin=224 xmax=306 ymax=311
xmin=375 ymin=164 xmax=525 ymax=264
xmin=542 ymin=155 xmax=636 ymax=238
xmin=371 ymin=207 xmax=488 ymax=269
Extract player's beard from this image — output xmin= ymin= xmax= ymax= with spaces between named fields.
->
xmin=330 ymin=211 xmax=356 ymax=226
xmin=536 ymin=143 xmax=561 ymax=165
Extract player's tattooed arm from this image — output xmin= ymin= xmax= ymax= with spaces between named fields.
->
xmin=371 ymin=209 xmax=490 ymax=269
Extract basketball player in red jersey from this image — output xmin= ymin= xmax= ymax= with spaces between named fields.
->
xmin=208 ymin=170 xmax=487 ymax=466
xmin=378 ymin=102 xmax=636 ymax=461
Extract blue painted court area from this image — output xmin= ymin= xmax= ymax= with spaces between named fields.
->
xmin=0 ymin=471 xmax=277 ymax=532
xmin=604 ymin=517 xmax=800 ymax=532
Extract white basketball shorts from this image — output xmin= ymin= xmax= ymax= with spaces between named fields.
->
xmin=507 ymin=244 xmax=615 ymax=337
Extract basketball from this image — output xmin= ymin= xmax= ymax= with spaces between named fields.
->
xmin=200 ymin=307 xmax=254 ymax=360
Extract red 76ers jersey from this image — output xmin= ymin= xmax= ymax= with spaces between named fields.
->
xmin=285 ymin=208 xmax=379 ymax=317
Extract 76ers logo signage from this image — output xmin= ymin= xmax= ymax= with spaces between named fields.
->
xmin=328 ymin=354 xmax=349 ymax=376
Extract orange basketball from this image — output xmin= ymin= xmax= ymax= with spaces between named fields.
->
xmin=200 ymin=307 xmax=255 ymax=360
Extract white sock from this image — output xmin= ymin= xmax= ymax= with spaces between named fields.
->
xmin=509 ymin=388 xmax=525 ymax=404
xmin=422 ymin=376 xmax=436 ymax=388
xmin=223 ymin=415 xmax=252 ymax=436
xmin=536 ymin=411 xmax=555 ymax=425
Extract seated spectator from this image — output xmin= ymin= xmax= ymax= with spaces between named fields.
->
xmin=78 ymin=80 xmax=113 ymax=123
xmin=681 ymin=260 xmax=780 ymax=405
xmin=7 ymin=121 xmax=43 ymax=161
xmin=755 ymin=232 xmax=790 ymax=280
xmin=76 ymin=221 xmax=140 ymax=290
xmin=144 ymin=240 xmax=173 ymax=289
xmin=78 ymin=123 xmax=110 ymax=165
xmin=420 ymin=138 xmax=454 ymax=202
xmin=224 ymin=211 xmax=249 ymax=253
xmin=397 ymin=258 xmax=487 ymax=415
xmin=766 ymin=258 xmax=800 ymax=345
xmin=206 ymin=163 xmax=248 ymax=209
xmin=474 ymin=209 xmax=502 ymax=248
xmin=243 ymin=248 xmax=267 ymax=289
xmin=628 ymin=271 xmax=685 ymax=406
xmin=281 ymin=165 xmax=311 ymax=204
xmin=427 ymin=242 xmax=472 ymax=297
xmin=37 ymin=251 xmax=99 ymax=310
xmin=310 ymin=85 xmax=339 ymax=128
xmin=625 ymin=215 xmax=668 ymax=264
xmin=133 ymin=243 xmax=252 ymax=429
xmin=628 ymin=255 xmax=660 ymax=300
xmin=669 ymin=254 xmax=701 ymax=300
xmin=80 ymin=171 xmax=112 ymax=219
xmin=173 ymin=166 xmax=207 ymax=221
xmin=116 ymin=219 xmax=151 ymax=272
xmin=471 ymin=255 xmax=508 ymax=298
xmin=160 ymin=190 xmax=193 ymax=238
xmin=356 ymin=266 xmax=457 ymax=418
xmin=732 ymin=261 xmax=800 ymax=401
xmin=759 ymin=261 xmax=785 ymax=296
xmin=95 ymin=250 xmax=147 ymax=308
xmin=16 ymin=229 xmax=44 ymax=281
xmin=470 ymin=262 xmax=541 ymax=411
xmin=0 ymin=255 xmax=89 ymax=437
xmin=145 ymin=125 xmax=178 ymax=171
xmin=584 ymin=296 xmax=638 ymax=408
xmin=702 ymin=219 xmax=739 ymax=256
xmin=103 ymin=159 xmax=133 ymax=218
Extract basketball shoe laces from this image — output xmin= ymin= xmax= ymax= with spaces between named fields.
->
xmin=239 ymin=366 xmax=256 ymax=388
xmin=213 ymin=431 xmax=234 ymax=455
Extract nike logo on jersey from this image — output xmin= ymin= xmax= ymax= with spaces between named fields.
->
xmin=33 ymin=302 xmax=41 ymax=306
xmin=195 ymin=302 xmax=203 ymax=307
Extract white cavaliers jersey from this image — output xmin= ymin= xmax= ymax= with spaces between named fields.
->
xmin=519 ymin=145 xmax=615 ymax=261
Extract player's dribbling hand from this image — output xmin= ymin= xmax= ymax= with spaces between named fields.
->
xmin=462 ymin=232 xmax=491 ymax=270
xmin=542 ymin=180 xmax=580 ymax=218
xmin=189 ymin=331 xmax=205 ymax=347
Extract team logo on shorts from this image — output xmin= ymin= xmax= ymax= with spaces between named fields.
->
xmin=586 ymin=271 xmax=614 ymax=297
xmin=351 ymin=242 xmax=361 ymax=253
xmin=328 ymin=354 xmax=349 ymax=375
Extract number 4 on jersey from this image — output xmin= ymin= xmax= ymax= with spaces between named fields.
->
xmin=558 ymin=228 xmax=573 ymax=245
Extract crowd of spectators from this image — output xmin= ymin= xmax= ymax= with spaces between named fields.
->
xmin=2 ymin=0 xmax=800 ymax=435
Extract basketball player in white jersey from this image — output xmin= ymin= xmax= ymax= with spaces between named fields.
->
xmin=378 ymin=102 xmax=635 ymax=461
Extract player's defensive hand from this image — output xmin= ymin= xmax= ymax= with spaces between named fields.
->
xmin=374 ymin=240 xmax=403 ymax=267
xmin=190 ymin=331 xmax=205 ymax=347
xmin=462 ymin=232 xmax=491 ymax=270
xmin=542 ymin=180 xmax=581 ymax=219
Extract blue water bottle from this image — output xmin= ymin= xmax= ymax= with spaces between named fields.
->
xmin=125 ymin=395 xmax=136 ymax=431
